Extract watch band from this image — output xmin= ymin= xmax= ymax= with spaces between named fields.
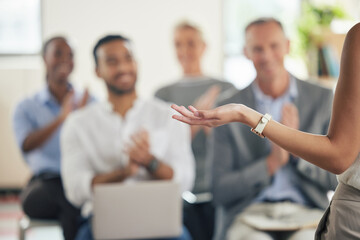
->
xmin=251 ymin=113 xmax=272 ymax=138
xmin=147 ymin=158 xmax=159 ymax=173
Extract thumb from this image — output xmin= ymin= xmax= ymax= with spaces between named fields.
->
xmin=189 ymin=105 xmax=216 ymax=119
xmin=63 ymin=89 xmax=75 ymax=104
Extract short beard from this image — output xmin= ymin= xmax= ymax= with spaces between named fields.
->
xmin=106 ymin=82 xmax=134 ymax=96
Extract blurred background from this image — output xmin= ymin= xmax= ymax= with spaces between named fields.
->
xmin=1 ymin=0 xmax=360 ymax=194
xmin=0 ymin=1 xmax=359 ymax=238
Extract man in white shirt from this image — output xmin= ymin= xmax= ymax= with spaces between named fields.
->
xmin=60 ymin=35 xmax=195 ymax=240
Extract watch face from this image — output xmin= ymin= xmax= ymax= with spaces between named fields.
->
xmin=148 ymin=159 xmax=159 ymax=173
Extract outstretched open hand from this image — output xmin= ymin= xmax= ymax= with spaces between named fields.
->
xmin=171 ymin=103 xmax=245 ymax=127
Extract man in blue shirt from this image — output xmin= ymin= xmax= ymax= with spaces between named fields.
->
xmin=13 ymin=36 xmax=90 ymax=240
xmin=209 ymin=18 xmax=338 ymax=240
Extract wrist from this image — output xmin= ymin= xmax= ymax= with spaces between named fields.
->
xmin=115 ymin=167 xmax=131 ymax=181
xmin=146 ymin=158 xmax=160 ymax=173
xmin=237 ymin=105 xmax=259 ymax=126
xmin=234 ymin=104 xmax=245 ymax=122
xmin=57 ymin=114 xmax=66 ymax=124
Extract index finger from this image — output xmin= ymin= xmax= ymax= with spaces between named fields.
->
xmin=171 ymin=104 xmax=201 ymax=119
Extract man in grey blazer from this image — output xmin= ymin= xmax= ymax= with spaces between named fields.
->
xmin=210 ymin=18 xmax=337 ymax=240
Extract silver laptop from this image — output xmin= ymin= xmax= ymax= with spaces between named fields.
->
xmin=92 ymin=181 xmax=182 ymax=240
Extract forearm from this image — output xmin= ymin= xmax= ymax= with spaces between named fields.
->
xmin=149 ymin=160 xmax=174 ymax=180
xmin=267 ymin=122 xmax=351 ymax=174
xmin=22 ymin=116 xmax=64 ymax=152
xmin=91 ymin=168 xmax=130 ymax=187
xmin=240 ymin=106 xmax=346 ymax=174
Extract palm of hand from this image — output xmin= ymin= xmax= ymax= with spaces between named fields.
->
xmin=171 ymin=103 xmax=241 ymax=128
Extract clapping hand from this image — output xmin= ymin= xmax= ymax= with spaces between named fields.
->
xmin=59 ymin=88 xmax=89 ymax=121
xmin=193 ymin=85 xmax=221 ymax=112
xmin=126 ymin=129 xmax=154 ymax=167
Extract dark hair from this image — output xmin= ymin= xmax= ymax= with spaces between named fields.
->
xmin=245 ymin=17 xmax=284 ymax=33
xmin=42 ymin=36 xmax=68 ymax=58
xmin=93 ymin=35 xmax=131 ymax=66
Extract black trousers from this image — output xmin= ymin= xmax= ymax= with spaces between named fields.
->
xmin=183 ymin=201 xmax=215 ymax=240
xmin=20 ymin=174 xmax=81 ymax=240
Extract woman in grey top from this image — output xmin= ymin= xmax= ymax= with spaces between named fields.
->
xmin=156 ymin=21 xmax=235 ymax=240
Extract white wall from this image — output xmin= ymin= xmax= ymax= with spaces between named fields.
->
xmin=0 ymin=0 xmax=223 ymax=188
xmin=43 ymin=0 xmax=224 ymax=99
xmin=0 ymin=69 xmax=42 ymax=188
